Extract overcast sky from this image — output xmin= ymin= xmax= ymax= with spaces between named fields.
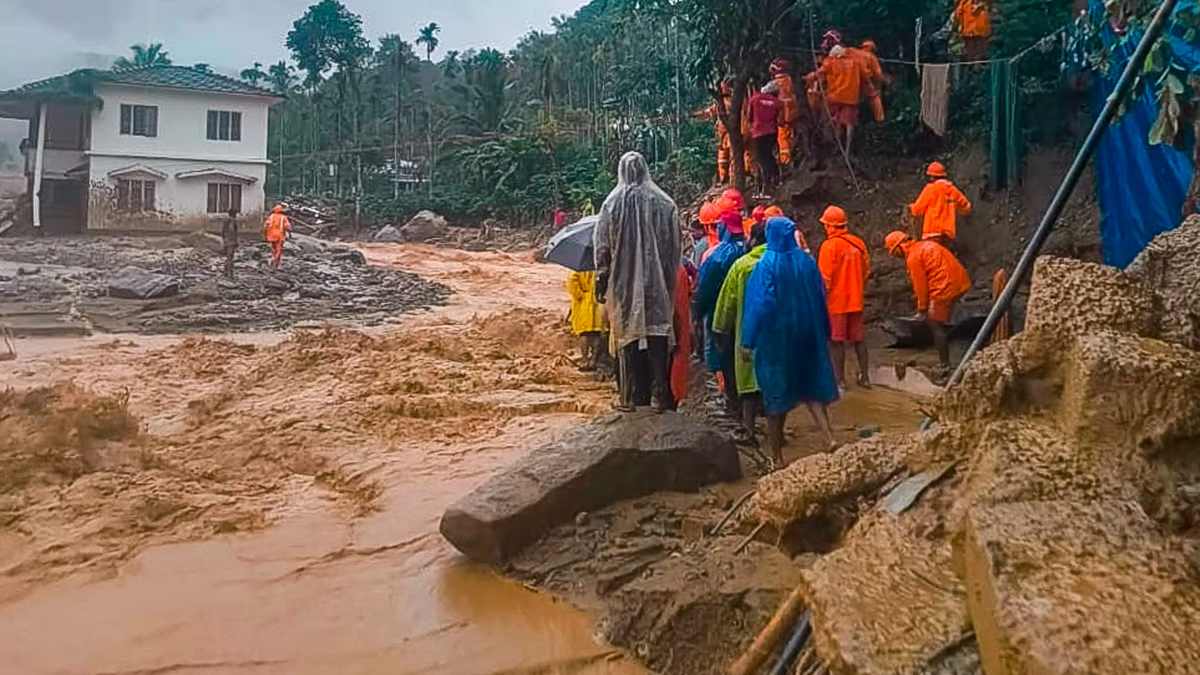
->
xmin=0 ymin=0 xmax=589 ymax=89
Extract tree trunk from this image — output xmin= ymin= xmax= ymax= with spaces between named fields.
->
xmin=716 ymin=80 xmax=750 ymax=193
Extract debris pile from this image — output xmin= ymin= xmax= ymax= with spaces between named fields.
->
xmin=0 ymin=236 xmax=451 ymax=333
xmin=746 ymin=216 xmax=1200 ymax=674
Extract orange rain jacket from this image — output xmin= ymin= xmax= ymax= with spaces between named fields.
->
xmin=910 ymin=179 xmax=972 ymax=240
xmin=847 ymin=47 xmax=885 ymax=98
xmin=955 ymin=0 xmax=992 ymax=38
xmin=816 ymin=53 xmax=865 ymax=106
xmin=263 ymin=212 xmax=291 ymax=243
xmin=818 ymin=226 xmax=870 ymax=315
xmin=902 ymin=240 xmax=971 ymax=313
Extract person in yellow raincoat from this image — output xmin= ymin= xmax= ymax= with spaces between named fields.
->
xmin=567 ymin=270 xmax=605 ymax=371
xmin=770 ymin=58 xmax=799 ymax=167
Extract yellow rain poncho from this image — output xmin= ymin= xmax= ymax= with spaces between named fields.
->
xmin=567 ymin=271 xmax=604 ymax=335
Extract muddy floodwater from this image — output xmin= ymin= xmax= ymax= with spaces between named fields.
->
xmin=0 ymin=245 xmax=647 ymax=675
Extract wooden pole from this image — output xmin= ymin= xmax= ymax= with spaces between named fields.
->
xmin=729 ymin=583 xmax=807 ymax=675
xmin=32 ymin=103 xmax=47 ymax=231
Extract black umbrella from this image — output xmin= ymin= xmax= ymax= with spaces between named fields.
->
xmin=544 ymin=216 xmax=599 ymax=272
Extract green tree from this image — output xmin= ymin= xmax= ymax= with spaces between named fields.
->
xmin=113 ymin=43 xmax=172 ymax=69
xmin=241 ymin=62 xmax=268 ymax=86
xmin=441 ymin=50 xmax=462 ymax=80
xmin=191 ymin=63 xmax=213 ymax=73
xmin=267 ymin=61 xmax=298 ymax=94
xmin=417 ymin=22 xmax=442 ymax=62
xmin=286 ymin=0 xmax=371 ymax=87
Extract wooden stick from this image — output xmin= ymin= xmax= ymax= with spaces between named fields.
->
xmin=728 ymin=582 xmax=807 ymax=675
xmin=733 ymin=522 xmax=767 ymax=555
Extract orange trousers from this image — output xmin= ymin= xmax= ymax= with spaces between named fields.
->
xmin=778 ymin=124 xmax=795 ymax=165
xmin=718 ymin=135 xmax=731 ymax=183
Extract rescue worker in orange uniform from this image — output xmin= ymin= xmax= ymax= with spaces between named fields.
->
xmin=817 ymin=206 xmax=871 ymax=389
xmin=885 ymin=231 xmax=972 ymax=370
xmin=814 ymin=45 xmax=867 ymax=154
xmin=770 ymin=58 xmax=799 ymax=167
xmin=263 ymin=205 xmax=292 ymax=269
xmin=693 ymin=82 xmax=737 ymax=185
xmin=954 ymin=0 xmax=992 ymax=61
xmin=852 ymin=41 xmax=888 ymax=123
xmin=910 ymin=162 xmax=972 ymax=243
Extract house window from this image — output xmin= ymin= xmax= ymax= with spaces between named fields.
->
xmin=116 ymin=179 xmax=156 ymax=212
xmin=119 ymin=104 xmax=158 ymax=137
xmin=207 ymin=183 xmax=243 ymax=214
xmin=206 ymin=111 xmax=242 ymax=141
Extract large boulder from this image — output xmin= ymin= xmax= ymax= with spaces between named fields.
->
xmin=372 ymin=225 xmax=403 ymax=243
xmin=1126 ymin=214 xmax=1200 ymax=350
xmin=107 ymin=266 xmax=179 ymax=300
xmin=400 ymin=210 xmax=448 ymax=242
xmin=440 ymin=412 xmax=741 ymax=564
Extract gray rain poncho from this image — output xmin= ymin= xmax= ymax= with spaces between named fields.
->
xmin=594 ymin=152 xmax=682 ymax=349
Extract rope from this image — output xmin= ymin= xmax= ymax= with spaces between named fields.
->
xmin=780 ymin=26 xmax=1066 ymax=69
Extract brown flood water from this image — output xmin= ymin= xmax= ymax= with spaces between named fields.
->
xmin=0 ymin=245 xmax=646 ymax=675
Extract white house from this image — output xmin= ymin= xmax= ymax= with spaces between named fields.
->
xmin=0 ymin=65 xmax=281 ymax=233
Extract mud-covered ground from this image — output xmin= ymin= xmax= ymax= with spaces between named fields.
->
xmin=0 ymin=234 xmax=450 ymax=334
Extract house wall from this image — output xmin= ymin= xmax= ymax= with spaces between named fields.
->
xmin=86 ymin=84 xmax=274 ymax=230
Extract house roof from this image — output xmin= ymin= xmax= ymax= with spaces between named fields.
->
xmin=176 ymin=167 xmax=259 ymax=184
xmin=0 ymin=65 xmax=279 ymax=104
xmin=108 ymin=164 xmax=169 ymax=180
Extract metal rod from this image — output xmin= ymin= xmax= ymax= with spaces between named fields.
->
xmin=767 ymin=612 xmax=813 ymax=675
xmin=931 ymin=0 xmax=1179 ymax=416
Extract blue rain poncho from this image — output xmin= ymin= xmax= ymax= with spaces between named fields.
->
xmin=742 ymin=217 xmax=840 ymax=416
xmin=693 ymin=225 xmax=745 ymax=372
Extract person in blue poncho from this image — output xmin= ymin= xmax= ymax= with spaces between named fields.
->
xmin=742 ymin=216 xmax=840 ymax=467
xmin=692 ymin=210 xmax=746 ymax=413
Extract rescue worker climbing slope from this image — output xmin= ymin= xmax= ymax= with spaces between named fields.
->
xmin=886 ymin=231 xmax=972 ymax=369
xmin=954 ymin=0 xmax=993 ymax=61
xmin=910 ymin=162 xmax=972 ymax=243
xmin=813 ymin=45 xmax=867 ymax=154
xmin=852 ymin=41 xmax=888 ymax=123
xmin=263 ymin=205 xmax=291 ymax=270
xmin=770 ymin=58 xmax=799 ymax=167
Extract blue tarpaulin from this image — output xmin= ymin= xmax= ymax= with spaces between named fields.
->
xmin=1090 ymin=1 xmax=1198 ymax=268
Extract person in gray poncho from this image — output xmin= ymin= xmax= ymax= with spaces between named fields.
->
xmin=594 ymin=152 xmax=682 ymax=412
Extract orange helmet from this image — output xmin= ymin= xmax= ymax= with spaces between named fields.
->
xmin=721 ymin=188 xmax=745 ymax=212
xmin=698 ymin=202 xmax=721 ymax=225
xmin=862 ymin=40 xmax=878 ymax=53
xmin=926 ymin=162 xmax=948 ymax=178
xmin=820 ymin=205 xmax=848 ymax=228
xmin=885 ymin=231 xmax=910 ymax=255
xmin=273 ymin=205 xmax=284 ymax=214
xmin=764 ymin=205 xmax=785 ymax=218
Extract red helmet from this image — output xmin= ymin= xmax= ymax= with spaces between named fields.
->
xmin=821 ymin=29 xmax=843 ymax=52
xmin=752 ymin=205 xmax=767 ymax=222
xmin=721 ymin=188 xmax=745 ymax=212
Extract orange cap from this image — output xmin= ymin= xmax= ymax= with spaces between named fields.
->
xmin=698 ymin=202 xmax=721 ymax=225
xmin=885 ymin=231 xmax=909 ymax=255
xmin=721 ymin=188 xmax=745 ymax=212
xmin=820 ymin=205 xmax=848 ymax=228
xmin=862 ymin=40 xmax=878 ymax=53
xmin=273 ymin=205 xmax=284 ymax=214
xmin=764 ymin=205 xmax=784 ymax=218
xmin=926 ymin=162 xmax=947 ymax=178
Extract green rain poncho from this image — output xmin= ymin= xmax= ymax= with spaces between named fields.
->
xmin=712 ymin=244 xmax=766 ymax=395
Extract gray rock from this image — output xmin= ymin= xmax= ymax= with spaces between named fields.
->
xmin=107 ymin=266 xmax=179 ymax=300
xmin=285 ymin=233 xmax=329 ymax=256
xmin=440 ymin=412 xmax=741 ymax=564
xmin=183 ymin=231 xmax=225 ymax=254
xmin=373 ymin=225 xmax=403 ymax=243
xmin=400 ymin=210 xmax=448 ymax=242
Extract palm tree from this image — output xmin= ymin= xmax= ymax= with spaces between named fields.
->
xmin=416 ymin=23 xmax=441 ymax=62
xmin=267 ymin=61 xmax=298 ymax=95
xmin=240 ymin=62 xmax=267 ymax=85
xmin=113 ymin=43 xmax=172 ymax=69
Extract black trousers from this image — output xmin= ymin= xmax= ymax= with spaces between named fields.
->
xmin=618 ymin=337 xmax=672 ymax=409
xmin=753 ymin=134 xmax=780 ymax=190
